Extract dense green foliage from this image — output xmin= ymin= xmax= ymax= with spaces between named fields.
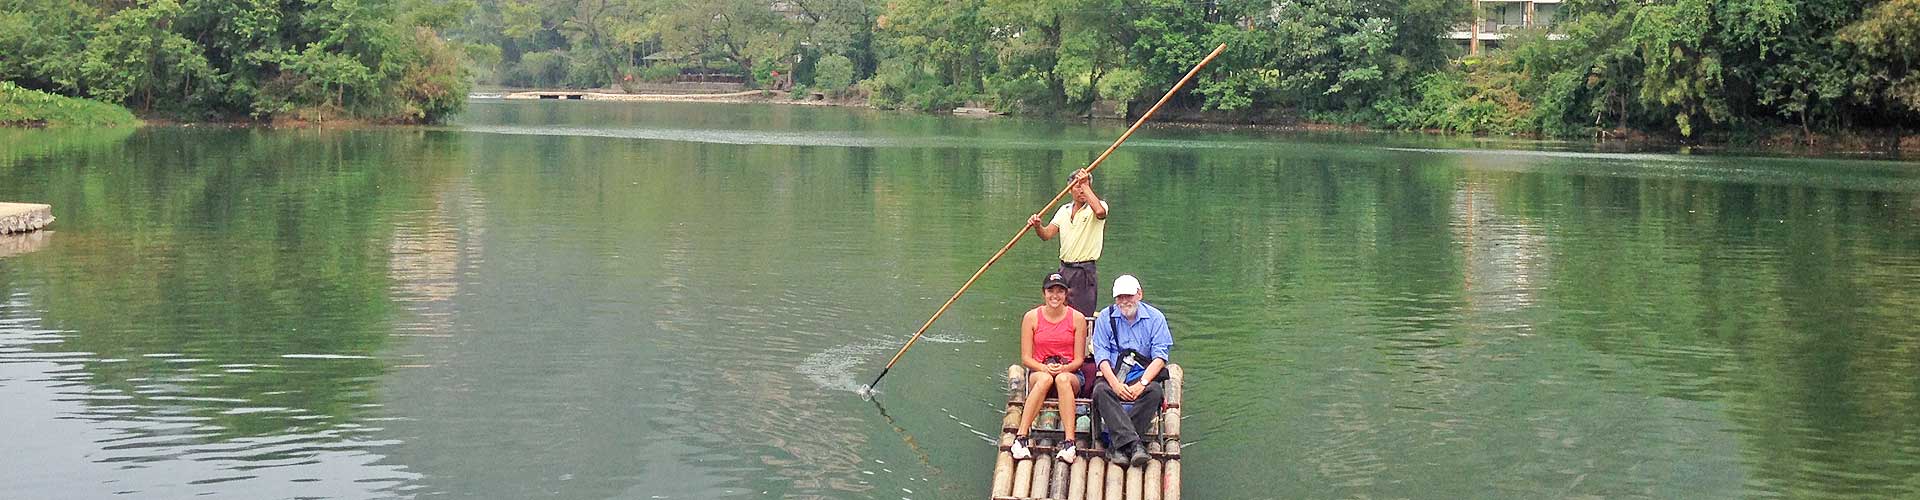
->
xmin=6 ymin=0 xmax=1916 ymax=136
xmin=0 ymin=81 xmax=139 ymax=127
xmin=1413 ymin=0 xmax=1920 ymax=138
xmin=461 ymin=0 xmax=1915 ymax=139
xmin=812 ymin=53 xmax=854 ymax=95
xmin=0 ymin=0 xmax=471 ymax=122
xmin=451 ymin=0 xmax=876 ymax=90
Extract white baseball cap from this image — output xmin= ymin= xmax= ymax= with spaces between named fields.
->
xmin=1112 ymin=275 xmax=1141 ymax=297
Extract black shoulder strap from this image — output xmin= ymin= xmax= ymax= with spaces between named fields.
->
xmin=1107 ymin=305 xmax=1121 ymax=351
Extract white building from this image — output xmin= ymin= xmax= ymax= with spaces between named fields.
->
xmin=1446 ymin=0 xmax=1567 ymax=54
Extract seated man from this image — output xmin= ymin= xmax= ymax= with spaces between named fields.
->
xmin=1090 ymin=274 xmax=1172 ymax=468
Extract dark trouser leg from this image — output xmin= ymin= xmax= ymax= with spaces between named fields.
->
xmin=1092 ymin=380 xmax=1131 ymax=449
xmin=1056 ymin=260 xmax=1098 ymax=318
xmin=1092 ymin=379 xmax=1162 ymax=450
xmin=1127 ymin=381 xmax=1164 ymax=443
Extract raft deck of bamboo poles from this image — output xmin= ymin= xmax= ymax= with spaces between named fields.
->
xmin=0 ymin=203 xmax=53 ymax=234
xmin=990 ymin=364 xmax=1183 ymax=500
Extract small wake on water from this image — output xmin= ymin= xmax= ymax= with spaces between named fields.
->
xmin=921 ymin=332 xmax=984 ymax=344
xmin=801 ymin=331 xmax=984 ymax=397
xmin=799 ymin=341 xmax=893 ymax=395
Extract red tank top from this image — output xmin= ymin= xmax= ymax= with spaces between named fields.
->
xmin=1032 ymin=308 xmax=1076 ymax=362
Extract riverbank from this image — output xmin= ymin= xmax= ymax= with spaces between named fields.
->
xmin=702 ymin=91 xmax=1918 ymax=157
xmin=12 ymin=80 xmax=1908 ymax=157
xmin=488 ymin=85 xmax=1914 ymax=157
xmin=0 ymin=83 xmax=139 ymax=128
xmin=479 ymin=86 xmax=847 ymax=107
xmin=1137 ymin=105 xmax=1920 ymax=157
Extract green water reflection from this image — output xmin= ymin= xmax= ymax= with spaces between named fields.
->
xmin=2 ymin=102 xmax=1918 ymax=499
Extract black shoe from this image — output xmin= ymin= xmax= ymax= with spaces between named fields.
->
xmin=1128 ymin=443 xmax=1151 ymax=467
xmin=1104 ymin=443 xmax=1128 ymax=465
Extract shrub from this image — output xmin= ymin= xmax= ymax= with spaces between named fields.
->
xmin=0 ymin=81 xmax=140 ymax=127
xmin=751 ymin=59 xmax=780 ymax=89
xmin=565 ymin=49 xmax=612 ymax=88
xmin=983 ymin=72 xmax=1049 ymax=112
xmin=863 ymin=59 xmax=968 ymax=110
xmin=1378 ymin=59 xmax=1531 ymax=135
xmin=517 ymin=51 xmax=569 ymax=87
xmin=638 ymin=64 xmax=682 ymax=83
xmin=1095 ymin=68 xmax=1150 ymax=104
xmin=812 ymin=54 xmax=854 ymax=95
xmin=390 ymin=27 xmax=470 ymax=123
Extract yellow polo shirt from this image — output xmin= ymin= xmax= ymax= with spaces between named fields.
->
xmin=1050 ymin=201 xmax=1107 ymax=262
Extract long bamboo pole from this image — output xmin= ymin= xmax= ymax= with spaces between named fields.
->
xmin=862 ymin=44 xmax=1229 ymax=395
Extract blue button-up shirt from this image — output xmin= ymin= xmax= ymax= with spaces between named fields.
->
xmin=1091 ymin=302 xmax=1173 ymax=370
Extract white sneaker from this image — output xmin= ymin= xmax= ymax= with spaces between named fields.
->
xmin=1055 ymin=441 xmax=1077 ymax=463
xmin=1010 ymin=435 xmax=1032 ymax=460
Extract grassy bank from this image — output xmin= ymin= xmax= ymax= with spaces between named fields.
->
xmin=1 ymin=82 xmax=139 ymax=128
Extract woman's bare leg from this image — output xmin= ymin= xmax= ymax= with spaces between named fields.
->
xmin=1017 ymin=371 xmax=1055 ymax=436
xmin=1053 ymin=372 xmax=1079 ymax=442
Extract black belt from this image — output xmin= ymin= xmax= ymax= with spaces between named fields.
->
xmin=1060 ymin=260 xmax=1096 ymax=268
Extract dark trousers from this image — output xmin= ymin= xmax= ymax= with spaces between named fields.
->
xmin=1092 ymin=379 xmax=1163 ymax=450
xmin=1055 ymin=260 xmax=1097 ymax=318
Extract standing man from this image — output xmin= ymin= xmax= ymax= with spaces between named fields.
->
xmin=1090 ymin=274 xmax=1172 ymax=468
xmin=1027 ymin=168 xmax=1107 ymax=319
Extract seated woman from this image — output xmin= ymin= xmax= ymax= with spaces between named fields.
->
xmin=1011 ymin=273 xmax=1089 ymax=463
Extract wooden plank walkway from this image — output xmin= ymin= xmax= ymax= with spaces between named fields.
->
xmin=990 ymin=364 xmax=1183 ymax=500
xmin=0 ymin=202 xmax=53 ymax=234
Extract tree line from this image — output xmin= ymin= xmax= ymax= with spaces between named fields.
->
xmin=3 ymin=0 xmax=1916 ymax=137
xmin=1 ymin=0 xmax=471 ymax=122
xmin=452 ymin=0 xmax=1920 ymax=139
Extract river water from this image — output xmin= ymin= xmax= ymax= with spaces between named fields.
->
xmin=3 ymin=101 xmax=1919 ymax=499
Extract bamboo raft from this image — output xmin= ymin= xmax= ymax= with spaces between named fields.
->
xmin=991 ymin=364 xmax=1183 ymax=500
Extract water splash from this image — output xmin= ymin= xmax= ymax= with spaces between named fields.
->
xmin=799 ymin=341 xmax=891 ymax=394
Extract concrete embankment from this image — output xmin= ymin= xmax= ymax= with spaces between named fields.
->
xmin=0 ymin=202 xmax=54 ymax=234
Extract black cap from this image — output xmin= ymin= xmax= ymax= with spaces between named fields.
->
xmin=1042 ymin=272 xmax=1069 ymax=290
